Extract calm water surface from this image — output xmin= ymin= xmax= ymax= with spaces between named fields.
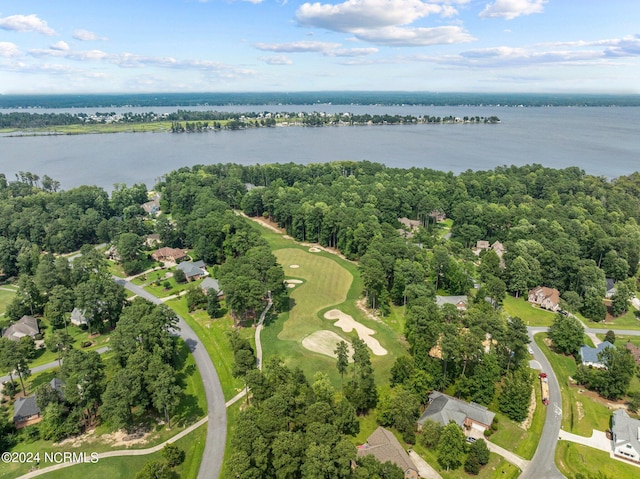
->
xmin=1 ymin=106 xmax=639 ymax=190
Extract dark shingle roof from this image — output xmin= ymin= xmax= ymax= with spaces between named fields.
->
xmin=418 ymin=392 xmax=495 ymax=428
xmin=14 ymin=395 xmax=40 ymax=421
xmin=357 ymin=427 xmax=417 ymax=474
xmin=580 ymin=341 xmax=614 ymax=366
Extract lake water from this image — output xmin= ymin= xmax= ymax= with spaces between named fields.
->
xmin=1 ymin=105 xmax=639 ymax=191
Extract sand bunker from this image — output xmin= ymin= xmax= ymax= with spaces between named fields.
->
xmin=287 ymin=284 xmax=296 ymax=288
xmin=289 ymin=264 xmax=300 ymax=269
xmin=324 ymin=309 xmax=388 ymax=356
xmin=302 ymin=330 xmax=354 ymax=360
xmin=309 ymin=247 xmax=321 ymax=253
xmin=284 ymin=279 xmax=303 ymax=289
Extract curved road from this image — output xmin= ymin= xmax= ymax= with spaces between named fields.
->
xmin=116 ymin=279 xmax=226 ymax=479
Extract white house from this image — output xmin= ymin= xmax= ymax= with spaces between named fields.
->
xmin=612 ymin=409 xmax=640 ymax=463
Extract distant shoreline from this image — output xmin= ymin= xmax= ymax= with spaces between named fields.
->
xmin=1 ymin=91 xmax=640 ymax=109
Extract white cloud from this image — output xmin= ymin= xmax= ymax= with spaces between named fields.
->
xmin=255 ymin=41 xmax=342 ymax=53
xmin=0 ymin=14 xmax=56 ymax=35
xmin=50 ymin=41 xmax=70 ymax=51
xmin=296 ymin=0 xmax=453 ymax=31
xmin=295 ymin=0 xmax=474 ymax=47
xmin=0 ymin=42 xmax=20 ymax=57
xmin=72 ymin=29 xmax=108 ymax=42
xmin=604 ymin=35 xmax=640 ymax=58
xmin=479 ymin=0 xmax=547 ymax=20
xmin=260 ymin=55 xmax=293 ymax=65
xmin=354 ymin=25 xmax=475 ymax=46
xmin=326 ymin=47 xmax=379 ymax=56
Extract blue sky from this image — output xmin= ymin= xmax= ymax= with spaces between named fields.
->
xmin=1 ymin=0 xmax=639 ymax=93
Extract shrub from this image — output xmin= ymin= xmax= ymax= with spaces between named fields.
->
xmin=81 ymin=341 xmax=92 ymax=348
xmin=162 ymin=443 xmax=185 ymax=467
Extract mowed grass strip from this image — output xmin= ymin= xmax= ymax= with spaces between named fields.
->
xmin=503 ymin=295 xmax=556 ymax=327
xmin=556 ymin=442 xmax=640 ymax=479
xmin=274 ymin=248 xmax=353 ymax=342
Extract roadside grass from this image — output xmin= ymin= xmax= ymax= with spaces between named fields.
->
xmin=582 ymin=306 xmax=640 ymax=330
xmin=220 ymin=401 xmax=241 ymax=479
xmin=556 ymin=441 xmax=640 ymax=479
xmin=412 ymin=443 xmax=520 ymax=479
xmin=167 ymin=298 xmax=245 ymax=401
xmin=131 ymin=268 xmax=170 ymax=287
xmin=503 ymin=295 xmax=555 ymax=326
xmin=489 ymin=383 xmax=545 ymax=460
xmin=534 ymin=334 xmax=612 ymax=436
xmin=0 ymin=287 xmax=17 ymax=314
xmin=28 ymin=423 xmax=207 ymax=479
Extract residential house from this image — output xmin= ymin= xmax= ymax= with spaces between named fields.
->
xmin=141 ymin=194 xmax=160 ymax=216
xmin=580 ymin=341 xmax=614 ymax=369
xmin=200 ymin=277 xmax=224 ymax=297
xmin=50 ymin=377 xmax=65 ymax=401
xmin=357 ymin=427 xmax=419 ymax=479
xmin=13 ymin=395 xmax=41 ymax=429
xmin=528 ymin=286 xmax=561 ymax=312
xmin=417 ymin=392 xmax=495 ymax=434
xmin=605 ymin=278 xmax=617 ymax=299
xmin=475 ymin=240 xmax=490 ymax=252
xmin=145 ymin=234 xmax=161 ymax=248
xmin=612 ymin=409 xmax=640 ymax=463
xmin=436 ymin=295 xmax=468 ymax=311
xmin=625 ymin=341 xmax=640 ymax=367
xmin=2 ymin=315 xmax=39 ymax=341
xmin=491 ymin=241 xmax=505 ymax=257
xmin=398 ymin=217 xmax=421 ymax=230
xmin=429 ymin=210 xmax=447 ymax=222
xmin=152 ymin=247 xmax=187 ymax=263
xmin=70 ymin=308 xmax=89 ymax=327
xmin=176 ymin=260 xmax=208 ymax=282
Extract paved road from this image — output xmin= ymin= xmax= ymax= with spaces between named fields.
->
xmin=254 ymin=292 xmax=272 ymax=371
xmin=522 ymin=327 xmax=565 ymax=479
xmin=1 ymin=347 xmax=110 ymax=385
xmin=117 ymin=279 xmax=226 ymax=479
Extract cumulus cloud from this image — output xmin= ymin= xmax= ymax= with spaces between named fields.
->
xmin=72 ymin=29 xmax=108 ymax=41
xmin=295 ymin=0 xmax=474 ymax=46
xmin=326 ymin=47 xmax=379 ymax=56
xmin=260 ymin=55 xmax=293 ymax=65
xmin=0 ymin=42 xmax=20 ymax=57
xmin=255 ymin=41 xmax=342 ymax=53
xmin=479 ymin=0 xmax=547 ymax=20
xmin=0 ymin=14 xmax=56 ymax=35
xmin=603 ymin=35 xmax=640 ymax=57
xmin=50 ymin=41 xmax=70 ymax=51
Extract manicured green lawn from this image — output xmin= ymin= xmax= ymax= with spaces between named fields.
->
xmin=584 ymin=305 xmax=640 ymax=330
xmin=412 ymin=443 xmax=520 ymax=479
xmin=167 ymin=299 xmax=245 ymax=401
xmin=534 ymin=334 xmax=612 ymax=436
xmin=0 ymin=287 xmax=17 ymax=315
xmin=489 ymin=382 xmax=545 ymax=460
xmin=503 ymin=295 xmax=556 ymax=326
xmin=556 ymin=441 xmax=640 ymax=479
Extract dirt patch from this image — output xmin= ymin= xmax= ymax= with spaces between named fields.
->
xmin=324 ymin=309 xmax=387 ymax=356
xmin=356 ymin=298 xmax=382 ymax=323
xmin=302 ymin=330 xmax=354 ymax=360
xmin=520 ymin=386 xmax=537 ymax=430
xmin=55 ymin=425 xmax=153 ymax=449
xmin=576 ymin=401 xmax=585 ymax=421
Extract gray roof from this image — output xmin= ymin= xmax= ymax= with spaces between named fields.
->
xmin=580 ymin=341 xmax=614 ymax=366
xmin=357 ymin=427 xmax=417 ymax=474
xmin=418 ymin=392 xmax=495 ymax=428
xmin=2 ymin=315 xmax=39 ymax=341
xmin=70 ymin=307 xmax=88 ymax=326
xmin=14 ymin=395 xmax=40 ymax=421
xmin=436 ymin=295 xmax=468 ymax=307
xmin=200 ymin=277 xmax=223 ymax=295
xmin=613 ymin=409 xmax=640 ymax=453
xmin=176 ymin=261 xmax=207 ymax=278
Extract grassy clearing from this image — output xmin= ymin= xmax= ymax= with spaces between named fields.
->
xmin=534 ymin=334 xmax=612 ymax=436
xmin=556 ymin=441 xmax=640 ymax=479
xmin=584 ymin=306 xmax=640 ymax=330
xmin=412 ymin=443 xmax=520 ymax=479
xmin=0 ymin=287 xmax=17 ymax=315
xmin=489 ymin=382 xmax=545 ymax=460
xmin=30 ymin=423 xmax=207 ymax=479
xmin=167 ymin=298 xmax=245 ymax=401
xmin=503 ymin=295 xmax=556 ymax=326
